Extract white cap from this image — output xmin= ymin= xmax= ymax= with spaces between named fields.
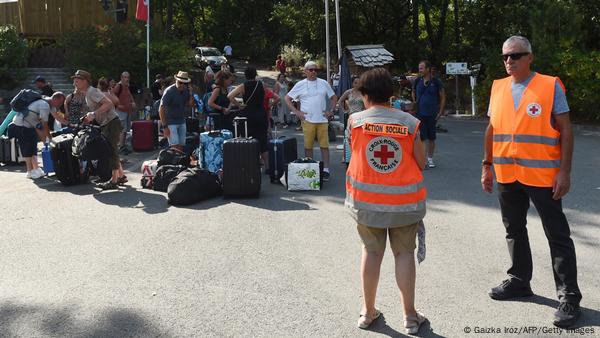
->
xmin=304 ymin=61 xmax=318 ymax=69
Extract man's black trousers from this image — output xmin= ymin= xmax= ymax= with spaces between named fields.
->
xmin=497 ymin=181 xmax=582 ymax=304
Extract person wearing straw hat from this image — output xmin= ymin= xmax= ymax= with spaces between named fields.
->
xmin=75 ymin=69 xmax=126 ymax=190
xmin=159 ymin=71 xmax=194 ymax=152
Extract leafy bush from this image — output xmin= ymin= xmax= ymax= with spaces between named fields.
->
xmin=60 ymin=23 xmax=194 ymax=87
xmin=559 ymin=49 xmax=600 ymax=121
xmin=150 ymin=33 xmax=195 ymax=79
xmin=280 ymin=44 xmax=312 ymax=68
xmin=0 ymin=25 xmax=27 ymax=89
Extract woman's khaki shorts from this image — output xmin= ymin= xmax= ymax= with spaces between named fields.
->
xmin=357 ymin=223 xmax=419 ymax=254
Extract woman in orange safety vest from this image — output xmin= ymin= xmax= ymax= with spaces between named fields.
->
xmin=346 ymin=68 xmax=428 ymax=335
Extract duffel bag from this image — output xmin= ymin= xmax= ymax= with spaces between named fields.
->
xmin=157 ymin=147 xmax=190 ymax=167
xmin=167 ymin=167 xmax=222 ymax=206
xmin=72 ymin=125 xmax=112 ymax=160
xmin=153 ymin=164 xmax=187 ymax=192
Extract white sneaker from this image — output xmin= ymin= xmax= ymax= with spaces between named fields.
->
xmin=26 ymin=171 xmax=33 ymax=179
xmin=427 ymin=158 xmax=436 ymax=168
xmin=30 ymin=168 xmax=45 ymax=179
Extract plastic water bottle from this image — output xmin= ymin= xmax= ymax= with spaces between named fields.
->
xmin=42 ymin=137 xmax=54 ymax=174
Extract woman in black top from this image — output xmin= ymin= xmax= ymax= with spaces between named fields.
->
xmin=228 ymin=67 xmax=269 ymax=169
xmin=208 ymin=70 xmax=235 ymax=131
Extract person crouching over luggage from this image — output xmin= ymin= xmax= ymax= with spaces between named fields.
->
xmin=10 ymin=92 xmax=66 ymax=179
xmin=346 ymin=68 xmax=428 ymax=334
xmin=159 ymin=71 xmax=194 ymax=152
xmin=74 ymin=70 xmax=126 ymax=190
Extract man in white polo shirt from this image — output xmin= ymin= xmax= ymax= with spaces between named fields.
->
xmin=285 ymin=61 xmax=337 ymax=180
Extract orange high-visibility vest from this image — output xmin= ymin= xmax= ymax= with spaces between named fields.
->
xmin=345 ymin=107 xmax=426 ymax=228
xmin=490 ymin=73 xmax=563 ymax=187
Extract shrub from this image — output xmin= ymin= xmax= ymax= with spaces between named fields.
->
xmin=60 ymin=24 xmax=194 ymax=87
xmin=280 ymin=44 xmax=312 ymax=68
xmin=0 ymin=25 xmax=28 ymax=89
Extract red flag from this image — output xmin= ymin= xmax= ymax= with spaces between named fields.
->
xmin=136 ymin=0 xmax=148 ymax=22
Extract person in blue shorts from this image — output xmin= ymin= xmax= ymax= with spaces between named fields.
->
xmin=412 ymin=60 xmax=446 ymax=168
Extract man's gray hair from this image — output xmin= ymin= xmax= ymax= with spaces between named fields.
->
xmin=304 ymin=61 xmax=318 ymax=69
xmin=503 ymin=35 xmax=533 ymax=53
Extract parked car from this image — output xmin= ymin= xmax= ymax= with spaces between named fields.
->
xmin=195 ymin=47 xmax=228 ymax=72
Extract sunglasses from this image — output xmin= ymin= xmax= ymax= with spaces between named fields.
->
xmin=306 ymin=68 xmax=318 ymax=72
xmin=502 ymin=52 xmax=529 ymax=61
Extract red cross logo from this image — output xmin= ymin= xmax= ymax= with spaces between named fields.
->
xmin=529 ymin=106 xmax=538 ymax=115
xmin=374 ymin=145 xmax=395 ymax=165
xmin=526 ymin=103 xmax=542 ymax=117
xmin=366 ymin=137 xmax=402 ymax=173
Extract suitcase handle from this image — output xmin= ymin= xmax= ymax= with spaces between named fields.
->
xmin=233 ymin=117 xmax=248 ymax=138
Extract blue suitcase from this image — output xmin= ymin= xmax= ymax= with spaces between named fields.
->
xmin=268 ymin=130 xmax=298 ymax=183
xmin=199 ymin=129 xmax=233 ymax=173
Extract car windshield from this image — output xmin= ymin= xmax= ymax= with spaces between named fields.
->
xmin=201 ymin=48 xmax=222 ymax=56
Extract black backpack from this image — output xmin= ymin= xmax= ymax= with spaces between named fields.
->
xmin=10 ymin=89 xmax=43 ymax=115
xmin=72 ymin=126 xmax=113 ymax=161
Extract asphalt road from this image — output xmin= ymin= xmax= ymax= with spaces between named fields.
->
xmin=1 ymin=118 xmax=599 ymax=338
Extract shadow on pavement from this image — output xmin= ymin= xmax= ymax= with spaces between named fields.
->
xmin=513 ymin=295 xmax=600 ymax=329
xmin=0 ymin=164 xmax=26 ymax=173
xmin=173 ymin=192 xmax=315 ymax=212
xmin=366 ymin=313 xmax=447 ymax=338
xmin=32 ymin=176 xmax=98 ymax=196
xmin=0 ymin=301 xmax=170 ymax=337
xmin=92 ymin=186 xmax=169 ymax=214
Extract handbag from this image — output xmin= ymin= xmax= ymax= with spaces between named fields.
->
xmin=238 ymin=81 xmax=261 ymax=111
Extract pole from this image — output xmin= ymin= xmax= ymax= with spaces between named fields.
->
xmin=455 ymin=75 xmax=459 ymax=114
xmin=325 ymin=0 xmax=330 ymax=83
xmin=335 ymin=0 xmax=342 ymax=69
xmin=470 ymin=75 xmax=476 ymax=116
xmin=146 ymin=0 xmax=150 ymax=88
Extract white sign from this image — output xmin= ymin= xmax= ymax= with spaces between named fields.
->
xmin=446 ymin=62 xmax=469 ymax=75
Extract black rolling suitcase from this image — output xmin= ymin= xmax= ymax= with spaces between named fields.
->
xmin=0 ymin=136 xmax=24 ymax=164
xmin=51 ymin=134 xmax=88 ymax=186
xmin=268 ymin=127 xmax=298 ymax=183
xmin=222 ymin=117 xmax=261 ymax=197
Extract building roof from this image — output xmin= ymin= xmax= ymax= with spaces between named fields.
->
xmin=345 ymin=45 xmax=395 ymax=67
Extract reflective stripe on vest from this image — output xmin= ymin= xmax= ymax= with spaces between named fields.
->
xmin=347 ymin=175 xmax=424 ymax=194
xmin=345 ymin=107 xmax=426 ymax=223
xmin=345 ymin=195 xmax=426 ymax=213
xmin=489 ymin=73 xmax=561 ymax=187
xmin=493 ymin=134 xmax=560 ymax=146
xmin=493 ymin=157 xmax=560 ymax=168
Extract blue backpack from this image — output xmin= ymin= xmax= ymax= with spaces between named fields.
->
xmin=201 ymin=92 xmax=215 ymax=116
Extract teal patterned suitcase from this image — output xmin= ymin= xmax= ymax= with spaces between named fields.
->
xmin=199 ymin=129 xmax=233 ymax=173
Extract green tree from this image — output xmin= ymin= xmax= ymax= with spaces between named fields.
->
xmin=0 ymin=25 xmax=28 ymax=89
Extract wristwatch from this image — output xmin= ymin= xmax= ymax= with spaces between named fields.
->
xmin=482 ymin=160 xmax=493 ymax=167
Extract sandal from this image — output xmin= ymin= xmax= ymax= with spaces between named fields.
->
xmin=357 ymin=309 xmax=381 ymax=329
xmin=404 ymin=311 xmax=427 ymax=335
xmin=117 ymin=175 xmax=128 ymax=185
xmin=99 ymin=180 xmax=119 ymax=191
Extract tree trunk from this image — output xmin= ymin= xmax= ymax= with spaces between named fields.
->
xmin=166 ymin=0 xmax=173 ymax=32
xmin=454 ymin=0 xmax=460 ymax=58
xmin=412 ymin=0 xmax=420 ymax=66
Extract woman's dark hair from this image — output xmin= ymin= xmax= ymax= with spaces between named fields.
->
xmin=277 ymin=73 xmax=286 ymax=81
xmin=215 ymin=70 xmax=234 ymax=87
xmin=97 ymin=77 xmax=109 ymax=91
xmin=357 ymin=68 xmax=393 ymax=104
xmin=244 ymin=67 xmax=257 ymax=80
